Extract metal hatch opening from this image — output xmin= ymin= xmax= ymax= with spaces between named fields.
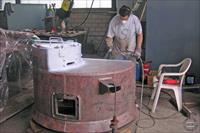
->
xmin=52 ymin=93 xmax=79 ymax=120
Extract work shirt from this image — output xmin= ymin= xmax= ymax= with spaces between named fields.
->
xmin=61 ymin=0 xmax=71 ymax=12
xmin=107 ymin=14 xmax=142 ymax=56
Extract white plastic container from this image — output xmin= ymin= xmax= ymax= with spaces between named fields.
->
xmin=32 ymin=37 xmax=84 ymax=72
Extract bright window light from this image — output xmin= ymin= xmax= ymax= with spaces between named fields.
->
xmin=5 ymin=0 xmax=15 ymax=3
xmin=20 ymin=0 xmax=112 ymax=8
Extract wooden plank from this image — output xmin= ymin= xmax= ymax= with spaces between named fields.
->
xmin=136 ymin=83 xmax=154 ymax=89
xmin=183 ymin=84 xmax=200 ymax=89
xmin=29 ymin=120 xmax=43 ymax=133
xmin=33 ymin=30 xmax=87 ymax=38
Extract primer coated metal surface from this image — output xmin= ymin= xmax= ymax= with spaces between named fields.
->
xmin=32 ymin=57 xmax=137 ymax=133
xmin=32 ymin=38 xmax=84 ymax=72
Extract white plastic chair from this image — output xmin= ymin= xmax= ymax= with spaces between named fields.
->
xmin=151 ymin=58 xmax=192 ymax=113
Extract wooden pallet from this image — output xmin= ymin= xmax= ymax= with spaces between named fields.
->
xmin=26 ymin=120 xmax=44 ymax=133
xmin=26 ymin=119 xmax=136 ymax=133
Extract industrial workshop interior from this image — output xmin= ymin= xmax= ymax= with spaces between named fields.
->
xmin=0 ymin=0 xmax=200 ymax=133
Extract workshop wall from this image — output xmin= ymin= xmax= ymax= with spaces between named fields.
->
xmin=0 ymin=11 xmax=7 ymax=29
xmin=68 ymin=9 xmax=115 ymax=55
xmin=0 ymin=4 xmax=46 ymax=30
xmin=146 ymin=0 xmax=200 ymax=83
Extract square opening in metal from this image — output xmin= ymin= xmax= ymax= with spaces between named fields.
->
xmin=52 ymin=93 xmax=79 ymax=120
xmin=57 ymin=99 xmax=76 ymax=116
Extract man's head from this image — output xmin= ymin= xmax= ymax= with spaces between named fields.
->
xmin=119 ymin=5 xmax=131 ymax=21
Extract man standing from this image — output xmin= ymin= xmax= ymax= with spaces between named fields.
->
xmin=106 ymin=5 xmax=143 ymax=61
xmin=56 ymin=0 xmax=74 ymax=32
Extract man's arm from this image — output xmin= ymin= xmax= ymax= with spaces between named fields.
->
xmin=106 ymin=37 xmax=113 ymax=48
xmin=133 ymin=33 xmax=143 ymax=59
xmin=136 ymin=33 xmax=143 ymax=49
xmin=106 ymin=22 xmax=115 ymax=48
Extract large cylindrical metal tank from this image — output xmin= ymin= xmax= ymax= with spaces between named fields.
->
xmin=32 ymin=39 xmax=137 ymax=133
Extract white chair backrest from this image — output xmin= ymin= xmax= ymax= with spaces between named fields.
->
xmin=179 ymin=58 xmax=192 ymax=74
xmin=179 ymin=58 xmax=192 ymax=86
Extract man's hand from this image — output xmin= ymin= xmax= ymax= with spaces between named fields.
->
xmin=105 ymin=37 xmax=113 ymax=48
xmin=134 ymin=47 xmax=142 ymax=59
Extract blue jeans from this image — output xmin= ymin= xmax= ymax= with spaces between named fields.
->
xmin=112 ymin=54 xmax=128 ymax=60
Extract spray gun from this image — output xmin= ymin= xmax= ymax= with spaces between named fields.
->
xmin=104 ymin=48 xmax=112 ymax=59
xmin=104 ymin=48 xmax=142 ymax=61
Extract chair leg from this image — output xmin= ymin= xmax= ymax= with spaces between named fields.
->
xmin=151 ymin=76 xmax=158 ymax=100
xmin=152 ymin=86 xmax=161 ymax=113
xmin=173 ymin=88 xmax=183 ymax=111
xmin=151 ymin=86 xmax=157 ymax=100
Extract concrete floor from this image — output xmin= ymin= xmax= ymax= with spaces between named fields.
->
xmin=0 ymin=86 xmax=200 ymax=133
xmin=135 ymin=88 xmax=200 ymax=133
